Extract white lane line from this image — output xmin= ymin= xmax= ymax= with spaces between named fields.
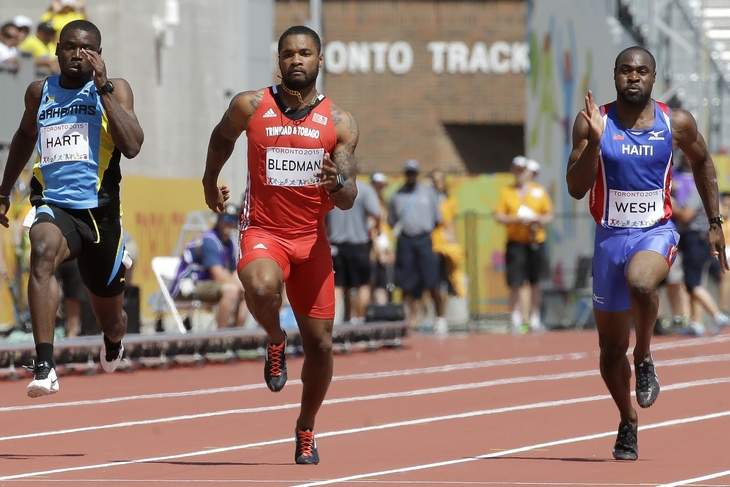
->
xmin=292 ymin=410 xmax=730 ymax=487
xmin=0 ymin=352 xmax=587 ymax=412
xmin=2 ymin=333 xmax=728 ymax=413
xmin=657 ymin=469 xmax=730 ymax=487
xmin=3 ymin=352 xmax=730 ymax=443
xmin=0 ymin=377 xmax=728 ymax=481
xmin=6 ymin=481 xmax=724 ymax=486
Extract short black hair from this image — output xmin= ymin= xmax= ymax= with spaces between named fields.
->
xmin=277 ymin=25 xmax=321 ymax=54
xmin=59 ymin=19 xmax=101 ymax=48
xmin=38 ymin=22 xmax=55 ymax=35
xmin=615 ymin=46 xmax=656 ymax=72
xmin=1 ymin=22 xmax=18 ymax=36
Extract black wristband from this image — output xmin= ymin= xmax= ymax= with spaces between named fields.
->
xmin=709 ymin=215 xmax=725 ymax=226
xmin=328 ymin=173 xmax=346 ymax=194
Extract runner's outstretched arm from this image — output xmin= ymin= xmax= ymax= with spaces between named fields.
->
xmin=673 ymin=108 xmax=728 ymax=270
xmin=567 ymin=90 xmax=603 ymax=199
xmin=81 ymin=49 xmax=143 ymax=158
xmin=0 ymin=81 xmax=42 ymax=227
xmin=203 ymin=90 xmax=262 ymax=213
xmin=324 ymin=104 xmax=359 ymax=210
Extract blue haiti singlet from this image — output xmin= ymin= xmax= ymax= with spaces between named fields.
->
xmin=588 ymin=100 xmax=679 ymax=312
xmin=590 ymin=100 xmax=673 ymax=228
xmin=31 ymin=75 xmax=120 ymax=209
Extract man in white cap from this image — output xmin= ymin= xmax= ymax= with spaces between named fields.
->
xmin=12 ymin=16 xmax=33 ymax=43
xmin=495 ymin=155 xmax=554 ymax=333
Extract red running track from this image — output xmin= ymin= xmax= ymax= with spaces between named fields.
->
xmin=0 ymin=329 xmax=729 ymax=486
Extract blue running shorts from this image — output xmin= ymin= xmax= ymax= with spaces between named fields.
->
xmin=592 ymin=220 xmax=679 ymax=312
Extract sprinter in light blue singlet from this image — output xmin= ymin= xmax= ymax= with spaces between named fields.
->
xmin=32 ymin=74 xmax=120 ymax=209
xmin=0 ymin=20 xmax=143 ymax=398
xmin=568 ymin=47 xmax=727 ymax=461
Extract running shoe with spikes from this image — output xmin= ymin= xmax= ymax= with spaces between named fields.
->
xmin=264 ymin=333 xmax=287 ymax=392
xmin=26 ymin=361 xmax=59 ymax=398
xmin=295 ymin=429 xmax=320 ymax=465
xmin=612 ymin=420 xmax=638 ymax=460
xmin=635 ymin=356 xmax=660 ymax=408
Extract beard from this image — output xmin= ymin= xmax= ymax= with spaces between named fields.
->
xmin=283 ymin=69 xmax=318 ymax=90
xmin=618 ymin=87 xmax=651 ymax=106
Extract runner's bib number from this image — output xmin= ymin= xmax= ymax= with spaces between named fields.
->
xmin=608 ymin=189 xmax=664 ymax=228
xmin=39 ymin=123 xmax=90 ymax=166
xmin=265 ymin=147 xmax=324 ymax=187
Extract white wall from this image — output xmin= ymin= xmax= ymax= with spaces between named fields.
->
xmin=0 ymin=0 xmax=274 ymax=201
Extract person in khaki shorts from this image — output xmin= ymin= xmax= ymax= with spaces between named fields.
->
xmin=495 ymin=156 xmax=553 ymax=333
xmin=170 ymin=207 xmax=247 ymax=328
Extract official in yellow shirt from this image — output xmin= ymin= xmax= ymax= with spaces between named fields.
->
xmin=40 ymin=0 xmax=87 ymax=34
xmin=18 ymin=23 xmax=56 ymax=58
xmin=495 ymin=157 xmax=553 ymax=332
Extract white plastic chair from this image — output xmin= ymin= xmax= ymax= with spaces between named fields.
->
xmin=150 ymin=256 xmax=187 ymax=334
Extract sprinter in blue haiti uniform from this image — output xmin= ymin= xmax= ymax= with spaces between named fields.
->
xmin=567 ymin=46 xmax=727 ymax=461
xmin=0 ymin=20 xmax=143 ymax=397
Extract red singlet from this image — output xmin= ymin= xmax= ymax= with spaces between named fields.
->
xmin=239 ymin=86 xmax=338 ymax=319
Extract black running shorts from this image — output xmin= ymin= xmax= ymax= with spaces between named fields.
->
xmin=32 ymin=203 xmax=126 ymax=297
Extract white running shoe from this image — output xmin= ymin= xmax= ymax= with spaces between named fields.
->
xmin=714 ymin=312 xmax=730 ymax=328
xmin=100 ymin=340 xmax=124 ymax=373
xmin=27 ymin=361 xmax=59 ymax=398
xmin=434 ymin=316 xmax=449 ymax=336
xmin=529 ymin=312 xmax=545 ymax=333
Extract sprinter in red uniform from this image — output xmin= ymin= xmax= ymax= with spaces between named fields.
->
xmin=202 ymin=25 xmax=358 ymax=465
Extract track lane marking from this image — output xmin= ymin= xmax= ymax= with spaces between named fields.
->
xmin=0 ymin=377 xmax=728 ymax=481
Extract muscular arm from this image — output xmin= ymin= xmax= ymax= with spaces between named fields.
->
xmin=202 ymin=90 xmax=262 ymax=189
xmin=329 ymin=104 xmax=359 ymax=210
xmin=566 ymin=113 xmax=601 ymax=199
xmin=674 ymin=108 xmax=728 ymax=269
xmin=0 ymin=81 xmax=42 ymax=197
xmin=100 ymin=78 xmax=144 ymax=158
xmin=673 ymin=109 xmax=720 ymax=221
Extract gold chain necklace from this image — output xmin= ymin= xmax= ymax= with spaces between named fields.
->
xmin=280 ymin=82 xmax=318 ymax=108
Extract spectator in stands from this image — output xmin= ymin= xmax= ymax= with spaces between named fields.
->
xmin=170 ymin=206 xmax=248 ymax=328
xmin=327 ymin=177 xmax=381 ymax=325
xmin=370 ymin=172 xmax=395 ymax=305
xmin=672 ymin=164 xmax=729 ymax=335
xmin=41 ymin=0 xmax=87 ymax=34
xmin=0 ymin=22 xmax=20 ymax=73
xmin=11 ymin=16 xmax=33 ymax=43
xmin=495 ymin=156 xmax=553 ymax=334
xmin=18 ymin=22 xmax=59 ymax=75
xmin=389 ymin=159 xmax=446 ymax=332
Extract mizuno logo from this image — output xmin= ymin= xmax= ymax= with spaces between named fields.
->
xmin=263 ymin=108 xmax=277 ymax=118
xmin=648 ymin=130 xmax=665 ymax=141
xmin=593 ymin=294 xmax=606 ymax=305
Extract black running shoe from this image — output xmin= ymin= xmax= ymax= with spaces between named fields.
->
xmin=264 ymin=334 xmax=287 ymax=392
xmin=635 ymin=357 xmax=660 ymax=408
xmin=612 ymin=420 xmax=638 ymax=460
xmin=295 ymin=429 xmax=320 ymax=465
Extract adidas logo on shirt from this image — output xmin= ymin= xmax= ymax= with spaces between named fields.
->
xmin=263 ymin=108 xmax=277 ymax=119
xmin=254 ymin=242 xmax=268 ymax=250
